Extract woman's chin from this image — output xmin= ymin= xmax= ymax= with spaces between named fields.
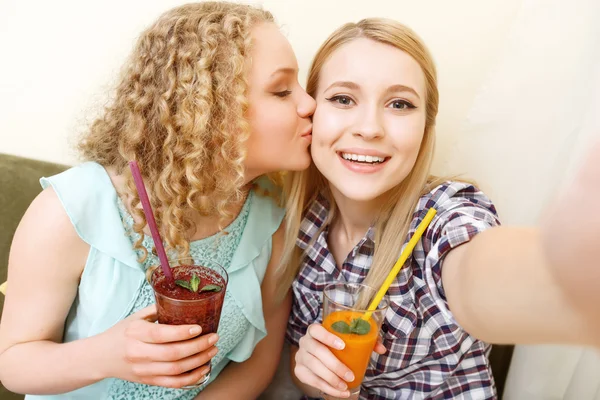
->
xmin=286 ymin=154 xmax=312 ymax=172
xmin=332 ymin=184 xmax=385 ymax=204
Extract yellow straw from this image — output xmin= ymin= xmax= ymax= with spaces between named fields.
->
xmin=362 ymin=208 xmax=437 ymax=320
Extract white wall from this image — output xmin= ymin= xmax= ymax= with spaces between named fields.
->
xmin=3 ymin=1 xmax=600 ymax=399
xmin=444 ymin=0 xmax=600 ymax=398
xmin=0 ymin=0 xmax=522 ymax=165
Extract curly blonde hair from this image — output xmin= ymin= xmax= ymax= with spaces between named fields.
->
xmin=78 ymin=2 xmax=274 ymax=260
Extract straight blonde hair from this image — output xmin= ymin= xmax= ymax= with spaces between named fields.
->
xmin=277 ymin=18 xmax=448 ymax=301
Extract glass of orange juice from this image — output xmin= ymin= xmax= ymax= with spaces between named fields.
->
xmin=322 ymin=283 xmax=389 ymax=400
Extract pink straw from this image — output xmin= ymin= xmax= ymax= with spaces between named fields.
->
xmin=128 ymin=161 xmax=174 ymax=285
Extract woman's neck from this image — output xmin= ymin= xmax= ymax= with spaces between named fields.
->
xmin=328 ymin=185 xmax=382 ymax=248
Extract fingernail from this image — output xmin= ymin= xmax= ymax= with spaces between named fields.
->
xmin=338 ymin=381 xmax=348 ymax=390
xmin=341 ymin=391 xmax=350 ymax=398
xmin=209 ymin=347 xmax=218 ymax=357
xmin=208 ymin=334 xmax=219 ymax=345
xmin=334 ymin=339 xmax=345 ymax=350
xmin=189 ymin=326 xmax=201 ymax=336
xmin=344 ymin=371 xmax=355 ymax=382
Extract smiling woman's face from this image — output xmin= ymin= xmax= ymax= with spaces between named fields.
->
xmin=310 ymin=37 xmax=427 ymax=203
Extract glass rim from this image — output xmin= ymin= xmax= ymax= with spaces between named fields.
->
xmin=150 ymin=262 xmax=228 ymax=303
xmin=323 ymin=282 xmax=390 ymax=313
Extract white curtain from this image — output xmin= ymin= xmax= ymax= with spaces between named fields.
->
xmin=437 ymin=0 xmax=600 ymax=398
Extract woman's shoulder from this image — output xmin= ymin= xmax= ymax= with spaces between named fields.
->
xmin=19 ymin=184 xmax=89 ymax=249
xmin=16 ymin=162 xmax=107 ymax=250
xmin=40 ymin=161 xmax=116 ymax=205
xmin=418 ymin=180 xmax=498 ymax=218
xmin=10 ymin=185 xmax=90 ymax=284
xmin=39 ymin=162 xmax=142 ymax=267
xmin=410 ymin=180 xmax=501 ymax=251
xmin=39 ymin=161 xmax=118 ymax=233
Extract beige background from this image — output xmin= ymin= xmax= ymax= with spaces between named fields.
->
xmin=1 ymin=0 xmax=599 ymax=398
xmin=0 ymin=0 xmax=521 ymax=166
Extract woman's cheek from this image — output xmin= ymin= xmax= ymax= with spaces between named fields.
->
xmin=313 ymin=110 xmax=346 ymax=142
xmin=385 ymin=116 xmax=426 ymax=148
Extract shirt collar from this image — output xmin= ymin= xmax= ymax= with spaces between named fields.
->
xmin=297 ymin=192 xmax=376 ymax=254
xmin=297 ymin=192 xmax=330 ymax=250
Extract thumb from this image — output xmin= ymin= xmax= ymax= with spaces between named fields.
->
xmin=374 ymin=342 xmax=387 ymax=355
xmin=374 ymin=335 xmax=387 ymax=354
xmin=127 ymin=304 xmax=158 ymax=322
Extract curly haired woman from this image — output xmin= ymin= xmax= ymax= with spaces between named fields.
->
xmin=0 ymin=2 xmax=315 ymax=399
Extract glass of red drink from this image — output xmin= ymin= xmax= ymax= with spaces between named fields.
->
xmin=150 ymin=259 xmax=228 ymax=388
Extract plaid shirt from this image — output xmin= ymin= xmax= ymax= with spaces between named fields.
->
xmin=286 ymin=182 xmax=501 ymax=400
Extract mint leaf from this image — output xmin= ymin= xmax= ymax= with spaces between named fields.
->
xmin=200 ymin=284 xmax=222 ymax=293
xmin=176 ymin=277 xmax=220 ymax=294
xmin=331 ymin=321 xmax=351 ymax=334
xmin=190 ymin=273 xmax=200 ymax=292
xmin=175 ymin=280 xmax=192 ymax=291
xmin=349 ymin=318 xmax=371 ymax=335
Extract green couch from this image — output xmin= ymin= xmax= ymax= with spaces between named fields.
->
xmin=0 ymin=153 xmax=514 ymax=399
xmin=0 ymin=154 xmax=68 ymax=400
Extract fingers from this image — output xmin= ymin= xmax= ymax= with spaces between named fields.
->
xmin=301 ymin=325 xmax=354 ymax=383
xmin=307 ymin=323 xmax=346 ymax=350
xmin=374 ymin=342 xmax=387 ymax=354
xmin=129 ymin=304 xmax=158 ymax=322
xmin=142 ymin=364 xmax=211 ymax=389
xmin=150 ymin=334 xmax=219 ymax=362
xmin=294 ymin=364 xmax=350 ymax=399
xmin=126 ymin=319 xmax=203 ymax=344
xmin=374 ymin=336 xmax=387 ymax=355
xmin=133 ymin=346 xmax=218 ymax=377
xmin=297 ymin=351 xmax=349 ymax=392
xmin=126 ymin=332 xmax=219 ymax=363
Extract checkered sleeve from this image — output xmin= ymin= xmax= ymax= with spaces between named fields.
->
xmin=422 ymin=183 xmax=501 ymax=320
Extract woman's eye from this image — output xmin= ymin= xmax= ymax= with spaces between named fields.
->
xmin=274 ymin=90 xmax=292 ymax=98
xmin=389 ymin=100 xmax=416 ymax=110
xmin=327 ymin=95 xmax=354 ymax=106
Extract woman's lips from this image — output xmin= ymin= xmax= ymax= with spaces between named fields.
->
xmin=337 ymin=152 xmax=389 ymax=174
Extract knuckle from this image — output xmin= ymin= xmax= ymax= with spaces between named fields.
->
xmin=294 ymin=349 xmax=302 ymax=364
xmin=124 ymin=344 xmax=140 ymax=363
xmin=138 ymin=376 xmax=152 ymax=385
xmin=161 ymin=345 xmax=179 ymax=361
xmin=330 ymin=374 xmax=344 ymax=388
xmin=124 ymin=322 xmax=137 ymax=338
xmin=301 ymin=334 xmax=315 ymax=351
xmin=314 ymin=378 xmax=328 ymax=392
xmin=167 ymin=362 xmax=184 ymax=376
xmin=298 ymin=335 xmax=306 ymax=347
xmin=183 ymin=373 xmax=201 ymax=388
xmin=158 ymin=378 xmax=179 ymax=389
xmin=148 ymin=326 xmax=162 ymax=343
xmin=197 ymin=337 xmax=210 ymax=353
xmin=130 ymin=364 xmax=144 ymax=377
xmin=294 ymin=365 xmax=306 ymax=381
xmin=200 ymin=351 xmax=213 ymax=365
xmin=337 ymin=365 xmax=350 ymax=378
xmin=161 ymin=378 xmax=180 ymax=389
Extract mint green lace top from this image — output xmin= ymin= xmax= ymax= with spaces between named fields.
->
xmin=108 ymin=193 xmax=253 ymax=400
xmin=26 ymin=162 xmax=284 ymax=400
